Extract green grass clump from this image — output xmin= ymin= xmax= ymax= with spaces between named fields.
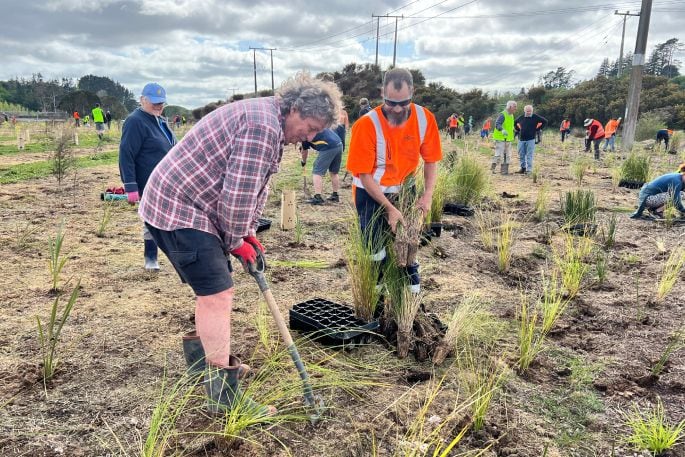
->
xmin=562 ymin=189 xmax=597 ymax=226
xmin=445 ymin=153 xmax=488 ymax=206
xmin=534 ymin=183 xmax=550 ymax=221
xmin=623 ymin=399 xmax=685 ymax=454
xmin=656 ymin=246 xmax=685 ymax=301
xmin=620 ymin=152 xmax=651 ymax=183
xmin=345 ymin=212 xmax=384 ymax=321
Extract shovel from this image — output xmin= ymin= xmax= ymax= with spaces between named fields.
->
xmin=240 ymin=250 xmax=325 ymax=424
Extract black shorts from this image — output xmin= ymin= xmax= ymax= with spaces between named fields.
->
xmin=145 ymin=225 xmax=233 ymax=296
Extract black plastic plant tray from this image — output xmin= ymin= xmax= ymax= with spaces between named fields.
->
xmin=618 ymin=179 xmax=644 ymax=189
xmin=289 ymin=298 xmax=379 ymax=346
xmin=443 ymin=203 xmax=475 ymax=216
xmin=256 ymin=218 xmax=272 ymax=233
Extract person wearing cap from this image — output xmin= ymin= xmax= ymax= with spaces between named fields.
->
xmin=119 ymin=82 xmax=177 ymax=271
xmin=630 ymin=163 xmax=685 ymax=219
xmin=583 ymin=118 xmax=605 ymax=159
xmin=139 ymin=72 xmax=341 ymax=417
xmin=491 ymin=100 xmax=517 ymax=174
xmin=358 ymin=97 xmax=371 ymax=118
xmin=602 ymin=117 xmax=621 ymax=152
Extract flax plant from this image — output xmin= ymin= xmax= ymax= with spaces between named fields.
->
xmin=37 ymin=280 xmax=80 ymax=384
xmin=534 ymin=183 xmax=550 ymax=221
xmin=346 ymin=211 xmax=383 ymax=321
xmin=623 ymin=399 xmax=685 ymax=455
xmin=496 ymin=210 xmax=515 ymax=273
xmin=48 ymin=223 xmax=69 ymax=292
xmin=656 ymin=246 xmax=685 ymax=301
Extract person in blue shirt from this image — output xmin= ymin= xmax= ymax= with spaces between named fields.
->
xmin=119 ymin=83 xmax=176 ymax=271
xmin=299 ymin=128 xmax=343 ymax=205
xmin=630 ymin=163 xmax=685 ymax=219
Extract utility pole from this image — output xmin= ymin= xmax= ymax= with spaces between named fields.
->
xmin=249 ymin=47 xmax=277 ymax=95
xmin=614 ymin=10 xmax=640 ymax=76
xmin=622 ymin=0 xmax=653 ymax=153
xmin=371 ymin=14 xmax=403 ymax=69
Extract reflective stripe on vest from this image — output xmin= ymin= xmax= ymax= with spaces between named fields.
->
xmin=352 ymin=104 xmax=428 ymax=194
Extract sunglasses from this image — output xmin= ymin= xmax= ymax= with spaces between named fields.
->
xmin=384 ymin=98 xmax=412 ymax=108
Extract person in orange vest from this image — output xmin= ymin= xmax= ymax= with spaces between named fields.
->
xmin=602 ymin=117 xmax=621 ymax=152
xmin=583 ymin=118 xmax=605 ymax=159
xmin=448 ymin=114 xmax=458 ymax=139
xmin=481 ymin=117 xmax=492 ymax=139
xmin=73 ymin=111 xmax=80 ymax=127
xmin=347 ymin=67 xmax=442 ymax=296
xmin=559 ymin=117 xmax=571 ymax=142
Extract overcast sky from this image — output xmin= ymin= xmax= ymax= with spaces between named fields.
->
xmin=1 ymin=0 xmax=683 ymax=108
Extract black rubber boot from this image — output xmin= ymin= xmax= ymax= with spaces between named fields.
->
xmin=144 ymin=239 xmax=160 ymax=271
xmin=205 ymin=360 xmax=273 ymax=416
xmin=182 ymin=331 xmax=249 ymax=377
xmin=327 ymin=192 xmax=339 ymax=202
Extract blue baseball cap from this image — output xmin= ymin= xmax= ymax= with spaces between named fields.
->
xmin=141 ymin=83 xmax=167 ymax=103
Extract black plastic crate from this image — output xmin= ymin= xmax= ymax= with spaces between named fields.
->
xmin=256 ymin=218 xmax=272 ymax=233
xmin=618 ymin=179 xmax=644 ymax=190
xmin=289 ymin=298 xmax=379 ymax=347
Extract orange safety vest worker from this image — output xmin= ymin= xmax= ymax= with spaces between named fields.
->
xmin=586 ymin=119 xmax=605 ymax=140
xmin=483 ymin=119 xmax=491 ymax=130
xmin=560 ymin=120 xmax=570 ymax=131
xmin=347 ymin=104 xmax=442 ymax=192
xmin=604 ymin=119 xmax=620 ymax=138
xmin=449 ymin=116 xmax=458 ymax=128
xmin=73 ymin=111 xmax=80 ymax=119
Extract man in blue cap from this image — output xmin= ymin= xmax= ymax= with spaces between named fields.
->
xmin=119 ymin=83 xmax=176 ymax=271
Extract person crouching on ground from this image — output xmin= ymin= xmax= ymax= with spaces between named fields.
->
xmin=514 ymin=105 xmax=547 ymax=175
xmin=630 ymin=163 xmax=685 ymax=219
xmin=301 ymin=127 xmax=344 ymax=204
xmin=139 ymin=71 xmax=341 ymax=417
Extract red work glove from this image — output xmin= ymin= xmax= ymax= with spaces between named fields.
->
xmin=243 ymin=235 xmax=265 ymax=253
xmin=230 ymin=241 xmax=257 ymax=265
xmin=127 ymin=191 xmax=140 ymax=205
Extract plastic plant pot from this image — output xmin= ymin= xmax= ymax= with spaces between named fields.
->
xmin=618 ymin=179 xmax=644 ymax=190
xmin=256 ymin=218 xmax=272 ymax=233
xmin=430 ymin=222 xmax=443 ymax=237
xmin=289 ymin=298 xmax=379 ymax=347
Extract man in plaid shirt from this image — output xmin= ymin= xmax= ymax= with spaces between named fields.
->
xmin=139 ymin=72 xmax=341 ymax=417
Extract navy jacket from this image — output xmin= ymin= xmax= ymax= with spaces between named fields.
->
xmin=302 ymin=128 xmax=342 ymax=152
xmin=515 ymin=113 xmax=548 ymax=141
xmin=119 ymin=108 xmax=176 ymax=194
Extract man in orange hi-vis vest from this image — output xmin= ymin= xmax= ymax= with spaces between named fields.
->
xmin=602 ymin=117 xmax=621 ymax=152
xmin=449 ymin=114 xmax=458 ymax=139
xmin=346 ymin=67 xmax=442 ymax=296
xmin=481 ymin=118 xmax=492 ymax=139
xmin=559 ymin=117 xmax=571 ymax=142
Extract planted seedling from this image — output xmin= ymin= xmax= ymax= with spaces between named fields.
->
xmin=656 ymin=246 xmax=685 ymax=302
xmin=48 ymin=222 xmax=70 ymax=292
xmin=622 ymin=398 xmax=685 ymax=455
xmin=651 ymin=328 xmax=684 ymax=376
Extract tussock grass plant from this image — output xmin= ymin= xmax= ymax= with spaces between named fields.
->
xmin=651 ymin=328 xmax=684 ymax=376
xmin=570 ymin=156 xmax=592 ymax=185
xmin=37 ymin=280 xmax=79 ymax=385
xmin=531 ymin=162 xmax=541 ymax=183
xmin=345 ymin=211 xmax=383 ymax=321
xmin=656 ymin=246 xmax=685 ymax=301
xmin=13 ymin=220 xmax=38 ymax=251
xmin=516 ymin=293 xmax=546 ymax=373
xmin=595 ymin=252 xmax=608 ymax=285
xmin=474 ymin=208 xmax=497 ymax=251
xmin=433 ymin=293 xmax=487 ymax=365
xmin=554 ymin=235 xmax=591 ymax=299
xmin=620 ymin=152 xmax=651 ymax=183
xmin=611 ymin=166 xmax=622 ymax=191
xmin=294 ymin=214 xmax=305 ymax=244
xmin=48 ymin=223 xmax=70 ymax=292
xmin=539 ymin=270 xmax=569 ymax=335
xmin=663 ymin=192 xmax=679 ymax=228
xmin=270 ymin=259 xmax=328 ymax=269
xmin=255 ymin=300 xmax=279 ymax=354
xmin=623 ymin=398 xmax=685 ymax=455
xmin=599 ymin=214 xmax=618 ymax=249
xmin=561 ymin=189 xmax=597 ymax=226
xmin=669 ymin=131 xmax=681 ymax=154
xmin=534 ymin=183 xmax=550 ymax=221
xmin=96 ymin=200 xmax=114 ymax=238
xmin=393 ymin=177 xmax=422 ymax=268
xmin=384 ymin=258 xmax=422 ymax=358
xmin=446 ymin=153 xmax=488 ymax=205
xmin=496 ymin=210 xmax=516 ymax=273
xmin=427 ymin=168 xmax=448 ymax=224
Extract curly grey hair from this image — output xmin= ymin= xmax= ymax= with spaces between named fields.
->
xmin=276 ymin=71 xmax=342 ymax=127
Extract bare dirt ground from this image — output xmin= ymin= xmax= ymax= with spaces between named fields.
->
xmin=0 ymin=122 xmax=684 ymax=457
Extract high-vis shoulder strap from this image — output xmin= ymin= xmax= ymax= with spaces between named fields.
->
xmin=353 ymin=104 xmax=428 ymax=193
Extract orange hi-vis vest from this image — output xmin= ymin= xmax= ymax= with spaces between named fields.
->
xmin=604 ymin=119 xmax=619 ymax=138
xmin=587 ymin=119 xmax=605 ymax=140
xmin=347 ymin=104 xmax=442 ymax=193
xmin=560 ymin=120 xmax=570 ymax=131
xmin=483 ymin=119 xmax=491 ymax=130
xmin=449 ymin=116 xmax=458 ymax=128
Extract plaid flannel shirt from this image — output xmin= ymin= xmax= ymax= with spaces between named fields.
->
xmin=139 ymin=97 xmax=284 ymax=252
